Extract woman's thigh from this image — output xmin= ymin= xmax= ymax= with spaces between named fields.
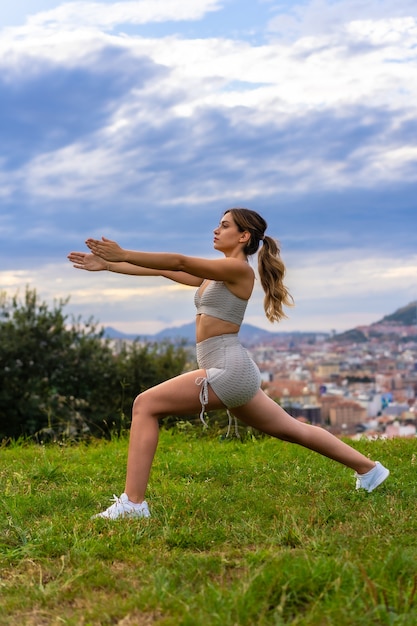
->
xmin=231 ymin=389 xmax=309 ymax=441
xmin=136 ymin=369 xmax=225 ymax=418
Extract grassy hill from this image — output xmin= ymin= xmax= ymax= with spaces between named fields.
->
xmin=1 ymin=430 xmax=416 ymax=625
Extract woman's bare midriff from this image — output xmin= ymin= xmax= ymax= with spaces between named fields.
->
xmin=196 ymin=314 xmax=240 ymax=343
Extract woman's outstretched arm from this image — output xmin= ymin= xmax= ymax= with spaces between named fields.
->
xmin=67 ymin=251 xmax=203 ymax=287
xmin=85 ymin=236 xmax=253 ymax=285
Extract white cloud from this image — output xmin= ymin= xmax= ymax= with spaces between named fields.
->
xmin=267 ymin=0 xmax=417 ymax=39
xmin=24 ymin=142 xmax=132 ymax=199
xmin=105 ymin=15 xmax=417 ymax=122
xmin=3 ymin=3 xmax=416 ymax=109
xmin=350 ymin=143 xmax=417 ymax=184
xmin=286 ymin=251 xmax=417 ymax=302
xmin=26 ymin=0 xmax=223 ymax=30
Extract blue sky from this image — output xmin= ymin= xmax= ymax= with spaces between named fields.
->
xmin=1 ymin=0 xmax=416 ymax=335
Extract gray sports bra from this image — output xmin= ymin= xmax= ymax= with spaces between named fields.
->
xmin=194 ymin=280 xmax=248 ymax=326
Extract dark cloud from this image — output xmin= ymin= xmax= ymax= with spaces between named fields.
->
xmin=0 ymin=46 xmax=165 ymax=168
xmin=262 ymin=187 xmax=417 ymax=252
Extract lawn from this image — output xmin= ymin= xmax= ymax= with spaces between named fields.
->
xmin=1 ymin=429 xmax=416 ymax=625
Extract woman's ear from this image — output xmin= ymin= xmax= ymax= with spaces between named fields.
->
xmin=239 ymin=231 xmax=251 ymax=244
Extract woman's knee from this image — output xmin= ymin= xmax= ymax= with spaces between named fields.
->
xmin=132 ymin=390 xmax=164 ymax=420
xmin=132 ymin=391 xmax=152 ymax=417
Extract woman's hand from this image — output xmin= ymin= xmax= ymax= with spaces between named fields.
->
xmin=67 ymin=251 xmax=107 ymax=271
xmin=85 ymin=236 xmax=127 ymax=262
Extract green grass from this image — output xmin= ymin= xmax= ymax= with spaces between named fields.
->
xmin=0 ymin=431 xmax=416 ymax=625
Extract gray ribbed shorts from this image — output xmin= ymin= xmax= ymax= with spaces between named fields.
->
xmin=195 ymin=334 xmax=261 ymax=424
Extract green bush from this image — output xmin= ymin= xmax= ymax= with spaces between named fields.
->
xmin=0 ymin=288 xmax=188 ymax=440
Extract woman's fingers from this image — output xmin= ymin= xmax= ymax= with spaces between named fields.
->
xmin=85 ymin=237 xmax=124 ymax=262
xmin=68 ymin=252 xmax=85 ymax=261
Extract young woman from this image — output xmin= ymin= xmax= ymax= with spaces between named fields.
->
xmin=68 ymin=208 xmax=389 ymax=519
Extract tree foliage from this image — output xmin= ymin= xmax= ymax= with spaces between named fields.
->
xmin=0 ymin=288 xmax=189 ymax=440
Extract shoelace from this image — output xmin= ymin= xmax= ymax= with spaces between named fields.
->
xmin=109 ymin=494 xmax=125 ymax=508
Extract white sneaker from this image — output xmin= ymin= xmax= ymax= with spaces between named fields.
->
xmin=92 ymin=493 xmax=151 ymax=519
xmin=355 ymin=462 xmax=390 ymax=492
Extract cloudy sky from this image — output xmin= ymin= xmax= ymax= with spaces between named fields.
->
xmin=1 ymin=0 xmax=416 ymax=336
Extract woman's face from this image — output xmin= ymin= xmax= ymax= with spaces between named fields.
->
xmin=213 ymin=212 xmax=247 ymax=253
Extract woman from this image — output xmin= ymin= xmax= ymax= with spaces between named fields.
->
xmin=68 ymin=208 xmax=389 ymax=519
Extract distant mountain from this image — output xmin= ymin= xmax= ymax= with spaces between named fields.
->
xmin=154 ymin=322 xmax=290 ymax=345
xmin=104 ymin=301 xmax=417 ymax=345
xmin=103 ymin=323 xmax=321 ymax=345
xmin=103 ymin=323 xmax=197 ymax=343
xmin=332 ymin=328 xmax=368 ymax=343
xmin=376 ymin=301 xmax=417 ymax=326
xmin=334 ymin=301 xmax=417 ymax=342
xmin=153 ymin=322 xmax=195 ymax=342
xmin=104 ymin=326 xmax=143 ymax=341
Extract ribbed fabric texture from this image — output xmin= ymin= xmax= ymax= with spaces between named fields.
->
xmin=196 ymin=334 xmax=261 ymax=408
xmin=194 ymin=281 xmax=248 ymax=325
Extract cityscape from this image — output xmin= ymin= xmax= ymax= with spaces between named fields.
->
xmin=108 ymin=301 xmax=417 ymax=440
xmin=252 ymin=324 xmax=417 ymax=440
